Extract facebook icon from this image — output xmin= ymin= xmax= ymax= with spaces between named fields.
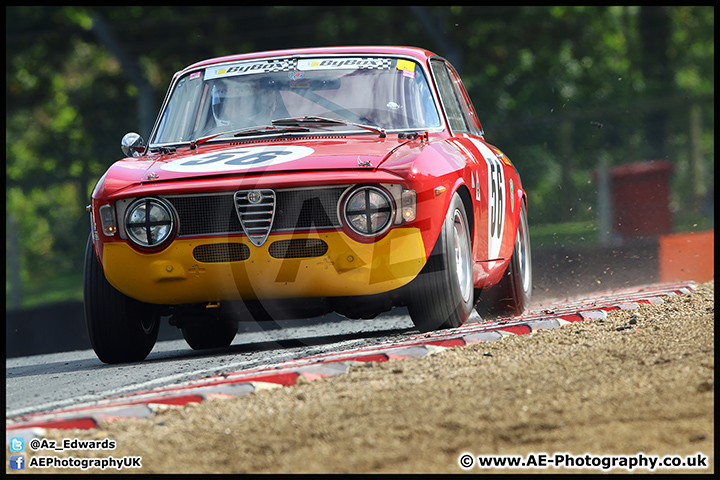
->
xmin=10 ymin=455 xmax=25 ymax=470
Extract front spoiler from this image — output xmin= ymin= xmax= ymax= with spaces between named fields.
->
xmin=102 ymin=229 xmax=426 ymax=305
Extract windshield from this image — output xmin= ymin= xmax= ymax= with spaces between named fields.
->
xmin=151 ymin=56 xmax=441 ymax=146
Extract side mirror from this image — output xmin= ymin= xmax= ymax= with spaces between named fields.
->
xmin=121 ymin=132 xmax=146 ymax=157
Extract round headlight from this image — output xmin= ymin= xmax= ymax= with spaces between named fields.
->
xmin=125 ymin=198 xmax=175 ymax=247
xmin=343 ymin=186 xmax=394 ymax=237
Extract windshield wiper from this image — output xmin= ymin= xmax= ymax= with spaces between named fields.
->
xmin=272 ymin=116 xmax=386 ymax=137
xmin=233 ymin=125 xmax=311 ymax=138
xmin=189 ymin=125 xmax=310 ymax=149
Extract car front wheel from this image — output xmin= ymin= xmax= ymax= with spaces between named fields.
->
xmin=406 ymin=192 xmax=474 ymax=331
xmin=181 ymin=319 xmax=238 ymax=350
xmin=83 ymin=235 xmax=160 ymax=364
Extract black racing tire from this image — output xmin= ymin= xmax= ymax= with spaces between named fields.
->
xmin=476 ymin=201 xmax=532 ymax=318
xmin=406 ymin=192 xmax=474 ymax=332
xmin=83 ymin=235 xmax=160 ymax=364
xmin=181 ymin=319 xmax=238 ymax=350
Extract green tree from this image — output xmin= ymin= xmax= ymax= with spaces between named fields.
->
xmin=6 ymin=6 xmax=713 ymax=309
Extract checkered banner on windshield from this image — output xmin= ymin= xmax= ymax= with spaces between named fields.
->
xmin=205 ymin=57 xmax=394 ymax=80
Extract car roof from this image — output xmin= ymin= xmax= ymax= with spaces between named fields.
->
xmin=180 ymin=46 xmax=439 ymax=75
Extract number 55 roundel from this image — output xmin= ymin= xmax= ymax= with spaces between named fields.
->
xmin=470 ymin=138 xmax=506 ymax=260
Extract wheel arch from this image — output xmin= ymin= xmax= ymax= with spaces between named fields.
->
xmin=512 ymin=189 xmax=529 ymax=251
xmin=454 ymin=183 xmax=475 ymax=245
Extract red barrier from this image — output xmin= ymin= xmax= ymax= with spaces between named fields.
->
xmin=659 ymin=230 xmax=714 ymax=282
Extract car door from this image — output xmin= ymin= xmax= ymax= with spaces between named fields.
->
xmin=430 ymin=59 xmax=515 ymax=285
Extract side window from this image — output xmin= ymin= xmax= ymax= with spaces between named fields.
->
xmin=446 ymin=64 xmax=483 ymax=136
xmin=430 ymin=60 xmax=470 ymax=134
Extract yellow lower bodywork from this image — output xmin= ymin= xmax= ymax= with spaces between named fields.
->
xmin=102 ymin=228 xmax=426 ymax=305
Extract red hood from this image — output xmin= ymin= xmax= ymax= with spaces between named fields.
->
xmin=138 ymin=136 xmax=412 ymax=183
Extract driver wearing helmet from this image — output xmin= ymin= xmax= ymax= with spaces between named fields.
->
xmin=211 ymin=78 xmax=278 ymax=129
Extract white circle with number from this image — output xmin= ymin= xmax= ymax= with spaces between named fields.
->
xmin=161 ymin=145 xmax=314 ymax=173
xmin=469 ymin=139 xmax=506 ymax=260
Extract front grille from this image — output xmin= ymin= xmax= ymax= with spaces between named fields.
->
xmin=169 ymin=194 xmax=241 ymax=236
xmin=273 ymin=188 xmax=345 ymax=230
xmin=165 ymin=186 xmax=346 ymax=238
xmin=235 ymin=189 xmax=276 ymax=247
xmin=193 ymin=243 xmax=250 ymax=263
xmin=269 ymin=239 xmax=329 ymax=259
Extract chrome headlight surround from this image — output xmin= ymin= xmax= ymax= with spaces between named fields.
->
xmin=342 ymin=186 xmax=395 ymax=237
xmin=124 ymin=197 xmax=175 ymax=248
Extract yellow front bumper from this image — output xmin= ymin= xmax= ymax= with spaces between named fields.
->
xmin=103 ymin=228 xmax=426 ymax=305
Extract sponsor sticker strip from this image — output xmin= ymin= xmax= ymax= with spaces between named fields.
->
xmin=205 ymin=57 xmax=396 ymax=81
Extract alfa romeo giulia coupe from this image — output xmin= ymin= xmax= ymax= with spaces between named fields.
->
xmin=84 ymin=46 xmax=532 ymax=363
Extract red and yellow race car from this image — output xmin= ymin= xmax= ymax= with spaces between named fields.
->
xmin=85 ymin=46 xmax=532 ymax=363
